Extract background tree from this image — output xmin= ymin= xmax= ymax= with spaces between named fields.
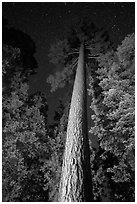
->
xmin=2 ymin=30 xmax=50 ymax=201
xmin=89 ymin=33 xmax=135 ymax=201
xmin=2 ymin=72 xmax=50 ymax=201
xmin=41 ymin=99 xmax=70 ymax=201
xmin=3 ymin=18 xmax=37 ymax=75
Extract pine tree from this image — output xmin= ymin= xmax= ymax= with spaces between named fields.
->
xmin=47 ymin=19 xmax=112 ymax=201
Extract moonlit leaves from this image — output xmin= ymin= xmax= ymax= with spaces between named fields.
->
xmin=47 ymin=64 xmax=75 ymax=92
xmin=89 ymin=33 xmax=135 ymax=200
xmin=47 ymin=38 xmax=79 ymax=92
xmin=117 ymin=33 xmax=135 ymax=65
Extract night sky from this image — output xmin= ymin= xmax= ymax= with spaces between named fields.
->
xmin=2 ymin=2 xmax=135 ymax=123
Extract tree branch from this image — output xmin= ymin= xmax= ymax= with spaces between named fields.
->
xmin=88 ymin=55 xmax=100 ymax=59
xmin=65 ymin=57 xmax=78 ymax=71
xmin=67 ymin=52 xmax=79 ymax=56
xmin=71 ymin=58 xmax=78 ymax=70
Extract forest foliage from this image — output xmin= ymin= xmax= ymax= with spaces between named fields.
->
xmin=89 ymin=33 xmax=135 ymax=201
xmin=2 ymin=19 xmax=135 ymax=202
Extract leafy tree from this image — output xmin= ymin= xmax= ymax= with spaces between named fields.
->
xmin=2 ymin=72 xmax=50 ymax=201
xmin=2 ymin=40 xmax=49 ymax=201
xmin=89 ymin=33 xmax=135 ymax=201
xmin=41 ymin=99 xmax=70 ymax=201
xmin=2 ymin=44 xmax=21 ymax=92
xmin=47 ymin=19 xmax=112 ymax=201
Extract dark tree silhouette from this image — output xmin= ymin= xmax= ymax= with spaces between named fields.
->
xmin=3 ymin=17 xmax=37 ymax=75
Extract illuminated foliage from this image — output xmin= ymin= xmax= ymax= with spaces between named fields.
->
xmin=2 ymin=44 xmax=49 ymax=201
xmin=89 ymin=33 xmax=135 ymax=201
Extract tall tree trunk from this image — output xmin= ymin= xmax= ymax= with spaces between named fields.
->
xmin=58 ymin=43 xmax=93 ymax=202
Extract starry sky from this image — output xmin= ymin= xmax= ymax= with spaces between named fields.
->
xmin=2 ymin=2 xmax=135 ymax=123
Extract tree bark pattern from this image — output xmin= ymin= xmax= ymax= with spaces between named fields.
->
xmin=59 ymin=44 xmax=93 ymax=202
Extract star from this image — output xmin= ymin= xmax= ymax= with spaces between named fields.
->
xmin=112 ymin=24 xmax=116 ymax=30
xmin=121 ymin=4 xmax=125 ymax=8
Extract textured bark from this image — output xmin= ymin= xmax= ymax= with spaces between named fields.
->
xmin=58 ymin=43 xmax=93 ymax=202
